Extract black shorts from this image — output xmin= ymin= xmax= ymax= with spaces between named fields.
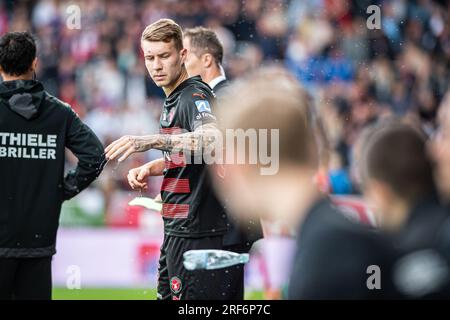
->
xmin=0 ymin=257 xmax=52 ymax=300
xmin=157 ymin=234 xmax=228 ymax=300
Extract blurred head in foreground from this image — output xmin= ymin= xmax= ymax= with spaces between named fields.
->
xmin=359 ymin=119 xmax=436 ymax=230
xmin=212 ymin=66 xmax=320 ymax=227
xmin=431 ymin=91 xmax=450 ymax=204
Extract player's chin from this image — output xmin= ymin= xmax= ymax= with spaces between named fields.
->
xmin=153 ymin=77 xmax=169 ymax=87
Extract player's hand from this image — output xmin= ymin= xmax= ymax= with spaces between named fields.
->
xmin=105 ymin=135 xmax=153 ymax=162
xmin=127 ymin=164 xmax=151 ymax=190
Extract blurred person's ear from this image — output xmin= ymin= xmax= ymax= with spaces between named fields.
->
xmin=428 ymin=101 xmax=449 ymax=167
xmin=364 ymin=179 xmax=397 ymax=227
xmin=31 ymin=58 xmax=37 ymax=79
xmin=212 ymin=163 xmax=262 ymax=221
xmin=364 ymin=179 xmax=411 ymax=230
xmin=31 ymin=57 xmax=37 ymax=72
xmin=426 ymin=131 xmax=439 ymax=164
xmin=202 ymin=53 xmax=213 ymax=68
xmin=179 ymin=48 xmax=187 ymax=64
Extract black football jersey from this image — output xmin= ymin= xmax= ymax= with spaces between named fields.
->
xmin=159 ymin=76 xmax=227 ymax=237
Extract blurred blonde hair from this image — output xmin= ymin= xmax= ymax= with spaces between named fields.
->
xmin=217 ymin=65 xmax=321 ymax=169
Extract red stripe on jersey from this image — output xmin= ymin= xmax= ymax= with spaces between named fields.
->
xmin=160 ymin=127 xmax=182 ymax=134
xmin=161 ymin=178 xmax=190 ymax=193
xmin=162 ymin=203 xmax=190 ymax=219
xmin=165 ymin=152 xmax=186 ymax=169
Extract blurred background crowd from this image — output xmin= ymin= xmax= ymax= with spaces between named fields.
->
xmin=0 ymin=0 xmax=449 ymax=297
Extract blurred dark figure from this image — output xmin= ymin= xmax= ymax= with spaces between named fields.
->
xmin=360 ymin=119 xmax=450 ymax=298
xmin=430 ymin=91 xmax=450 ymax=286
xmin=431 ymin=91 xmax=450 ymax=206
xmin=214 ymin=67 xmax=396 ymax=299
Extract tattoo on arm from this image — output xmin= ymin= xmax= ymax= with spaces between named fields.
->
xmin=150 ymin=124 xmax=219 ymax=153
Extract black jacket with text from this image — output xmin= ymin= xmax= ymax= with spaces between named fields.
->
xmin=0 ymin=80 xmax=105 ymax=257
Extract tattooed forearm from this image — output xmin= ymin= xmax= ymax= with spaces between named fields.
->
xmin=150 ymin=124 xmax=219 ymax=153
xmin=104 ymin=124 xmax=220 ymax=162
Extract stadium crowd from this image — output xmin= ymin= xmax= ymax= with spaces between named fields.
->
xmin=0 ymin=0 xmax=449 ymax=300
xmin=1 ymin=0 xmax=448 ymax=218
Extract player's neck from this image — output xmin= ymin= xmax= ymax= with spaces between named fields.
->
xmin=2 ymin=71 xmax=34 ymax=82
xmin=163 ymin=67 xmax=189 ymax=97
xmin=290 ymin=174 xmax=321 ymax=229
xmin=265 ymin=169 xmax=320 ymax=231
xmin=380 ymin=199 xmax=410 ymax=231
xmin=203 ymin=67 xmax=222 ymax=85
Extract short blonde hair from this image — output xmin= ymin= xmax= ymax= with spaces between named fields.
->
xmin=141 ymin=18 xmax=183 ymax=50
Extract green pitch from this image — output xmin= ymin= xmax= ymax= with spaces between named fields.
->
xmin=52 ymin=288 xmax=264 ymax=300
xmin=53 ymin=288 xmax=156 ymax=300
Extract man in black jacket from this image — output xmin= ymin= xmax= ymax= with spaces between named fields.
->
xmin=0 ymin=32 xmax=105 ymax=300
xmin=359 ymin=120 xmax=450 ymax=298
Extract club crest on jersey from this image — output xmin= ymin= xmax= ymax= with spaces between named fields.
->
xmin=195 ymin=100 xmax=211 ymax=113
xmin=170 ymin=276 xmax=182 ymax=294
xmin=168 ymin=108 xmax=176 ymax=122
xmin=163 ymin=108 xmax=176 ymax=122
